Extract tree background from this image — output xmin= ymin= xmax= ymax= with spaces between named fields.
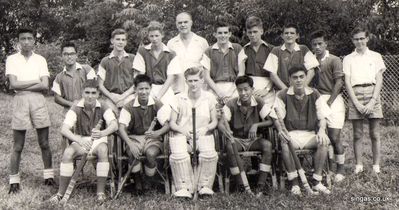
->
xmin=0 ymin=0 xmax=398 ymax=92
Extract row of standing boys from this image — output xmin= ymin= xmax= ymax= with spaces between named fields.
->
xmin=5 ymin=11 xmax=385 ymax=202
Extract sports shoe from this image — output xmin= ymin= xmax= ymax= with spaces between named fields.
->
xmin=354 ymin=165 xmax=364 ymax=174
xmin=312 ymin=183 xmax=331 ymax=195
xmin=8 ymin=183 xmax=20 ymax=194
xmin=372 ymin=165 xmax=380 ymax=174
xmin=44 ymin=178 xmax=56 ymax=186
xmin=174 ymin=189 xmax=192 ymax=198
xmin=48 ymin=194 xmax=62 ymax=205
xmin=97 ymin=193 xmax=107 ymax=203
xmin=291 ymin=185 xmax=301 ymax=195
xmin=334 ymin=174 xmax=345 ymax=183
xmin=199 ymin=187 xmax=214 ymax=196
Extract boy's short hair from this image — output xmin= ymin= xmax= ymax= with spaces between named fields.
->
xmin=214 ymin=21 xmax=231 ymax=32
xmin=283 ymin=23 xmax=300 ymax=34
xmin=83 ymin=79 xmax=99 ymax=89
xmin=60 ymin=41 xmax=77 ymax=53
xmin=245 ymin=16 xmax=263 ymax=30
xmin=351 ymin=25 xmax=369 ymax=37
xmin=147 ymin=21 xmax=164 ymax=34
xmin=310 ymin=29 xmax=327 ymax=41
xmin=288 ymin=64 xmax=307 ymax=76
xmin=184 ymin=66 xmax=204 ymax=79
xmin=17 ymin=27 xmax=35 ymax=37
xmin=235 ymin=75 xmax=254 ymax=88
xmin=111 ymin=28 xmax=127 ymax=38
xmin=134 ymin=74 xmax=152 ymax=87
xmin=176 ymin=12 xmax=192 ymax=21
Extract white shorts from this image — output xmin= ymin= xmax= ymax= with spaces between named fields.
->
xmin=71 ymin=136 xmax=108 ymax=155
xmin=319 ymin=94 xmax=345 ymax=129
xmin=288 ymin=130 xmax=317 ymax=150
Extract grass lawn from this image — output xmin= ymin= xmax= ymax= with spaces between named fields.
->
xmin=0 ymin=93 xmax=397 ymax=210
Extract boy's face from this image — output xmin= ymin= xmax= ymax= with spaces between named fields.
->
xmin=82 ymin=87 xmax=99 ymax=105
xmin=311 ymin=37 xmax=327 ymax=57
xmin=176 ymin=13 xmax=193 ymax=35
xmin=236 ymin=82 xmax=254 ymax=103
xmin=136 ymin=82 xmax=151 ymax=102
xmin=246 ymin=26 xmax=263 ymax=44
xmin=352 ymin=32 xmax=369 ymax=51
xmin=18 ymin=32 xmax=35 ymax=52
xmin=111 ymin=34 xmax=127 ymax=51
xmin=186 ymin=73 xmax=203 ymax=93
xmin=289 ymin=70 xmax=306 ymax=91
xmin=62 ymin=47 xmax=77 ymax=66
xmin=214 ymin=26 xmax=231 ymax=45
xmin=282 ymin=27 xmax=299 ymax=44
xmin=148 ymin=30 xmax=164 ymax=46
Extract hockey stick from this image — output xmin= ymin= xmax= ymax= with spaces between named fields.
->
xmin=114 ymin=117 xmax=158 ymax=199
xmin=60 ymin=119 xmax=104 ymax=206
xmin=273 ymin=108 xmax=316 ymax=195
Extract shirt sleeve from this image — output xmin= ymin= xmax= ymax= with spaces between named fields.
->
xmin=269 ymin=96 xmax=286 ymax=120
xmin=331 ymin=57 xmax=344 ymax=79
xmin=263 ymin=51 xmax=279 ymax=74
xmin=222 ymin=105 xmax=232 ymax=122
xmin=119 ymin=108 xmax=131 ymax=126
xmin=304 ymin=51 xmax=319 ymax=70
xmin=375 ymin=53 xmax=386 ymax=73
xmin=39 ymin=57 xmax=50 ymax=77
xmin=5 ymin=56 xmax=16 ymax=76
xmin=167 ymin=56 xmax=183 ymax=75
xmin=63 ymin=109 xmax=77 ymax=128
xmin=237 ymin=48 xmax=248 ymax=74
xmin=342 ymin=56 xmax=351 ymax=77
xmin=259 ymin=103 xmax=272 ymax=119
xmin=103 ymin=108 xmax=116 ymax=126
xmin=97 ymin=61 xmax=107 ymax=81
xmin=315 ymin=97 xmax=332 ymax=120
xmin=132 ymin=51 xmax=146 ymax=73
xmin=200 ymin=51 xmax=211 ymax=71
xmin=86 ymin=67 xmax=97 ymax=80
xmin=156 ymin=105 xmax=171 ymax=126
xmin=51 ymin=74 xmax=62 ymax=96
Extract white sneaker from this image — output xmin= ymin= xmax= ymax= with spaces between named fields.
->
xmin=174 ymin=189 xmax=192 ymax=198
xmin=372 ymin=165 xmax=380 ymax=174
xmin=198 ymin=187 xmax=214 ymax=196
xmin=291 ymin=185 xmax=301 ymax=195
xmin=334 ymin=174 xmax=345 ymax=183
xmin=313 ymin=183 xmax=331 ymax=195
xmin=354 ymin=165 xmax=364 ymax=174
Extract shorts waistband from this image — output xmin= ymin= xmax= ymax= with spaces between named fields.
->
xmin=15 ymin=91 xmax=42 ymax=95
xmin=353 ymin=83 xmax=375 ymax=88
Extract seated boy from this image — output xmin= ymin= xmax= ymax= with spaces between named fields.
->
xmin=218 ymin=75 xmax=273 ymax=196
xmin=49 ymin=79 xmax=118 ymax=203
xmin=118 ymin=74 xmax=170 ymax=194
xmin=270 ymin=65 xmax=331 ymax=195
xmin=169 ymin=66 xmax=219 ymax=198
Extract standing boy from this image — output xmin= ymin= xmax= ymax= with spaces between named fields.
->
xmin=310 ymin=30 xmax=346 ymax=182
xmin=201 ymin=22 xmax=242 ymax=100
xmin=49 ymin=79 xmax=118 ymax=203
xmin=6 ymin=27 xmax=54 ymax=193
xmin=264 ymin=23 xmax=319 ymax=90
xmin=169 ymin=66 xmax=218 ymax=198
xmin=118 ymin=74 xmax=170 ymax=194
xmin=98 ymin=28 xmax=136 ymax=114
xmin=343 ymin=26 xmax=386 ymax=175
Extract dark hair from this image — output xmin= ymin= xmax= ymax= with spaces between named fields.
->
xmin=147 ymin=21 xmax=164 ymax=34
xmin=235 ymin=75 xmax=254 ymax=88
xmin=83 ymin=79 xmax=99 ymax=89
xmin=245 ymin=16 xmax=263 ymax=30
xmin=351 ymin=25 xmax=369 ymax=37
xmin=61 ymin=41 xmax=77 ymax=53
xmin=283 ymin=23 xmax=299 ymax=34
xmin=214 ymin=21 xmax=231 ymax=32
xmin=17 ymin=27 xmax=35 ymax=37
xmin=134 ymin=74 xmax=152 ymax=87
xmin=184 ymin=66 xmax=204 ymax=79
xmin=288 ymin=64 xmax=307 ymax=76
xmin=111 ymin=28 xmax=127 ymax=38
xmin=310 ymin=29 xmax=327 ymax=42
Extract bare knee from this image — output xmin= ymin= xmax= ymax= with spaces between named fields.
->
xmin=146 ymin=148 xmax=160 ymax=161
xmin=96 ymin=144 xmax=108 ymax=161
xmin=259 ymin=139 xmax=272 ymax=153
xmin=62 ymin=147 xmax=75 ymax=163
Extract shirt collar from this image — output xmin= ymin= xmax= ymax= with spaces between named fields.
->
xmin=109 ymin=50 xmax=129 ymax=58
xmin=76 ymin=99 xmax=101 ymax=108
xmin=132 ymin=96 xmax=155 ymax=107
xmin=281 ymin=43 xmax=300 ymax=51
xmin=63 ymin=62 xmax=83 ymax=72
xmin=211 ymin=42 xmax=234 ymax=50
xmin=144 ymin=43 xmax=171 ymax=52
xmin=244 ymin=40 xmax=270 ymax=48
xmin=353 ymin=47 xmax=370 ymax=56
xmin=286 ymin=86 xmax=314 ymax=95
xmin=237 ymin=96 xmax=258 ymax=106
xmin=320 ymin=50 xmax=330 ymax=61
xmin=17 ymin=51 xmax=37 ymax=58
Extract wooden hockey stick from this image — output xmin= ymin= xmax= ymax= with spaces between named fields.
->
xmin=60 ymin=119 xmax=103 ymax=206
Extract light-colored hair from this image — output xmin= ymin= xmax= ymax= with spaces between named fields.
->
xmin=147 ymin=21 xmax=164 ymax=34
xmin=184 ymin=66 xmax=204 ymax=79
xmin=111 ymin=28 xmax=127 ymax=38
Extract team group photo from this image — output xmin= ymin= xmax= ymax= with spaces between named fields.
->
xmin=0 ymin=0 xmax=398 ymax=209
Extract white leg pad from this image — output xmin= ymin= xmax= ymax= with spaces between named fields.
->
xmin=198 ymin=155 xmax=218 ymax=189
xmin=170 ymin=155 xmax=193 ymax=192
xmin=96 ymin=162 xmax=109 ymax=177
xmin=60 ymin=163 xmax=73 ymax=177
